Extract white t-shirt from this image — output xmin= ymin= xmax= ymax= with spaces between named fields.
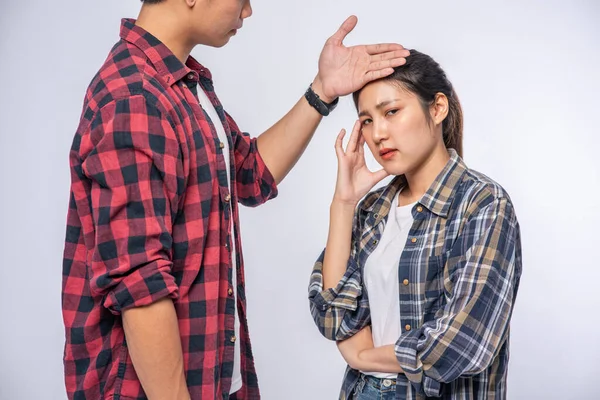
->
xmin=196 ymin=88 xmax=242 ymax=394
xmin=362 ymin=193 xmax=416 ymax=379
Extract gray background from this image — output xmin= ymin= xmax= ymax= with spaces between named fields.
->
xmin=1 ymin=0 xmax=599 ymax=399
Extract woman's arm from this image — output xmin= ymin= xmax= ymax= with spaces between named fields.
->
xmin=322 ymin=201 xmax=356 ymax=290
xmin=323 ymin=120 xmax=389 ymax=289
xmin=308 ymin=121 xmax=389 ymax=341
xmin=358 ymin=346 xmax=403 ymax=373
xmin=337 ymin=327 xmax=404 ymax=373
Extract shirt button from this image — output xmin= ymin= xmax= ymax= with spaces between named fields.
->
xmin=224 ymin=194 xmax=231 ymax=202
xmin=230 ymin=335 xmax=237 ymax=343
xmin=219 ymin=141 xmax=225 ymax=149
xmin=187 ymin=73 xmax=194 ymax=80
xmin=403 ymin=279 xmax=409 ymax=286
xmin=411 ymin=237 xmax=417 ymax=243
xmin=372 ymin=240 xmax=378 ymax=245
xmin=228 ymin=288 xmax=233 ymax=296
xmin=405 ymin=324 xmax=411 ymax=331
xmin=416 ymin=206 xmax=423 ymax=212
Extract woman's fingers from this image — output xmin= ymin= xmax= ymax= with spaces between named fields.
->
xmin=335 ymin=128 xmax=346 ymax=158
xmin=371 ymin=168 xmax=390 ymax=185
xmin=346 ymin=120 xmax=363 ymax=153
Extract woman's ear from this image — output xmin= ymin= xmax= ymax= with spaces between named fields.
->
xmin=430 ymin=92 xmax=449 ymax=126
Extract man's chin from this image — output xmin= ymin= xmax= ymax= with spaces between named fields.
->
xmin=197 ymin=33 xmax=233 ymax=48
xmin=213 ymin=34 xmax=234 ymax=48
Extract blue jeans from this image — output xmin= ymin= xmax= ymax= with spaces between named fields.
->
xmin=352 ymin=373 xmax=396 ymax=400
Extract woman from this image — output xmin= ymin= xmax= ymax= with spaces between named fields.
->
xmin=308 ymin=50 xmax=522 ymax=399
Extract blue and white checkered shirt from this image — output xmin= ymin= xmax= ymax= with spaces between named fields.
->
xmin=309 ymin=149 xmax=522 ymax=399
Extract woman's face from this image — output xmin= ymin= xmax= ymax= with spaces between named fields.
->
xmin=357 ymin=80 xmax=446 ymax=176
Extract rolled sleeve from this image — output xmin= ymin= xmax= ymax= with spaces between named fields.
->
xmin=81 ymin=96 xmax=182 ymax=315
xmin=395 ymin=197 xmax=521 ymax=397
xmin=101 ymin=258 xmax=178 ymax=314
xmin=225 ymin=111 xmax=278 ymax=207
xmin=308 ymin=248 xmax=370 ymax=341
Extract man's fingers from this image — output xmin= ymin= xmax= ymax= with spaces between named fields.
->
xmin=364 ymin=68 xmax=395 ymax=84
xmin=365 ymin=43 xmax=405 ymax=55
xmin=329 ymin=15 xmax=358 ymax=46
xmin=371 ymin=49 xmax=410 ymax=63
xmin=369 ymin=57 xmax=408 ymax=72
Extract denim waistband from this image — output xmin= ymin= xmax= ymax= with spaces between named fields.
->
xmin=357 ymin=373 xmax=397 ymax=393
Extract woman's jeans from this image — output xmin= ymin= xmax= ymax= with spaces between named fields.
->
xmin=352 ymin=373 xmax=397 ymax=400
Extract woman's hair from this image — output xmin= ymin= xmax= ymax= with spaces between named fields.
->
xmin=353 ymin=49 xmax=463 ymax=157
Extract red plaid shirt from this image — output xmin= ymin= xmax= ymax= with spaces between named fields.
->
xmin=61 ymin=18 xmax=278 ymax=400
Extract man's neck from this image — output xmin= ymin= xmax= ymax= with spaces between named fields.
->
xmin=136 ymin=5 xmax=194 ymax=63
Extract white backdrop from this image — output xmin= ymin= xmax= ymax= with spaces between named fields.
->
xmin=1 ymin=1 xmax=599 ymax=399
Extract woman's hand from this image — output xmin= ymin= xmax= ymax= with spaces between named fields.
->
xmin=333 ymin=120 xmax=389 ymax=206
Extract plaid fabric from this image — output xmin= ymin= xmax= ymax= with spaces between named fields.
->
xmin=62 ymin=18 xmax=277 ymax=400
xmin=309 ymin=149 xmax=522 ymax=399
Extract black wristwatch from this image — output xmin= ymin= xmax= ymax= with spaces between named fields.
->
xmin=304 ymin=83 xmax=339 ymax=116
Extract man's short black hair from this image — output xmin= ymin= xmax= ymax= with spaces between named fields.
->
xmin=141 ymin=0 xmax=165 ymax=4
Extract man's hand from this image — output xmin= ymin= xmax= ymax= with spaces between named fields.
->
xmin=312 ymin=15 xmax=410 ymax=103
xmin=336 ymin=326 xmax=375 ymax=370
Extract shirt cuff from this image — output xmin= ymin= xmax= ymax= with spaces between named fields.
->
xmin=395 ymin=326 xmax=444 ymax=397
xmin=101 ymin=262 xmax=179 ymax=315
xmin=309 ymin=257 xmax=361 ymax=312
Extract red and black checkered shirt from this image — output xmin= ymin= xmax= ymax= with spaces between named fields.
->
xmin=61 ymin=18 xmax=278 ymax=400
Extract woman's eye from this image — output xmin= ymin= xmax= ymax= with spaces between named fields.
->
xmin=386 ymin=109 xmax=399 ymax=116
xmin=362 ymin=119 xmax=372 ymax=125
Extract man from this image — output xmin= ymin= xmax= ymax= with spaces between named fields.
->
xmin=61 ymin=0 xmax=409 ymax=398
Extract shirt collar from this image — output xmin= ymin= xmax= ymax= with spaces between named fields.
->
xmin=119 ymin=18 xmax=213 ymax=86
xmin=360 ymin=149 xmax=467 ymax=223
